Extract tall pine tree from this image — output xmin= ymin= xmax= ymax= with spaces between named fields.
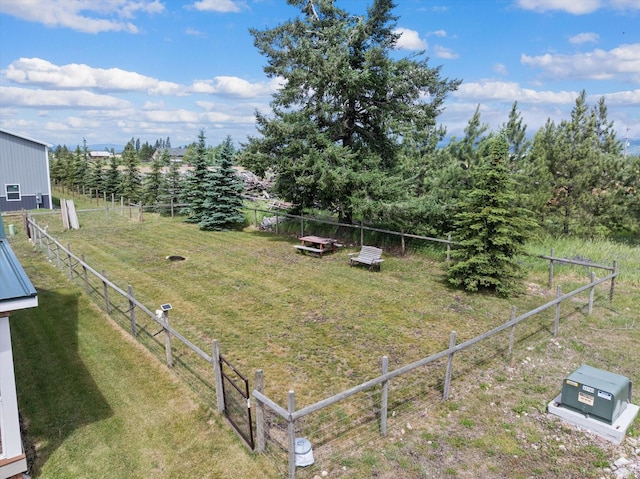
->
xmin=198 ymin=136 xmax=245 ymax=231
xmin=447 ymin=134 xmax=537 ymax=297
xmin=181 ymin=129 xmax=210 ymax=223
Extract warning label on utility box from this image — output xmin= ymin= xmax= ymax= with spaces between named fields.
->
xmin=578 ymin=392 xmax=595 ymax=406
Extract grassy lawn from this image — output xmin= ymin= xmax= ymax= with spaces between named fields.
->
xmin=6 ymin=193 xmax=639 ymax=478
xmin=8 ymin=235 xmax=278 ymax=479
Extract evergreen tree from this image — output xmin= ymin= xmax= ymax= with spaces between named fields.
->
xmin=158 ymin=149 xmax=182 ymax=216
xmin=502 ymin=101 xmax=530 ymax=166
xmin=181 ymin=129 xmax=210 ymax=223
xmin=143 ymin=149 xmax=164 ymax=205
xmin=198 ymin=136 xmax=245 ymax=231
xmin=120 ymin=142 xmax=141 ymax=202
xmin=104 ymin=155 xmax=122 ymax=198
xmin=527 ymin=90 xmax=624 ymax=236
xmin=86 ymin=157 xmax=105 ymax=194
xmin=242 ymin=0 xmax=459 ymax=222
xmin=447 ymin=134 xmax=537 ymax=297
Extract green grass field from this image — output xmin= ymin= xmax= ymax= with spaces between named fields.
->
xmin=5 ymin=192 xmax=639 ymax=478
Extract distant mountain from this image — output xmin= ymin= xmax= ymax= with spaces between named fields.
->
xmin=88 ymin=144 xmax=124 ymax=153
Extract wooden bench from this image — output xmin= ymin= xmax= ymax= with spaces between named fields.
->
xmin=294 ymin=245 xmax=324 ymax=255
xmin=348 ymin=245 xmax=384 ymax=271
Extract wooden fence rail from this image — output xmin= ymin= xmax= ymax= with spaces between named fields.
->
xmin=22 ymin=212 xmax=620 ymax=479
xmin=25 ymin=216 xmax=225 ymax=405
xmin=252 ymin=270 xmax=617 ymax=478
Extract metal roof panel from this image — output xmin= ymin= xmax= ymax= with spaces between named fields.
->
xmin=0 ymin=216 xmax=38 ymax=313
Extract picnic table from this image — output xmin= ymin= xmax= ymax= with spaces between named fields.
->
xmin=294 ymin=235 xmax=339 ymax=257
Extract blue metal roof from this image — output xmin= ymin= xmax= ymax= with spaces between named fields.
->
xmin=0 ymin=216 xmax=38 ymax=312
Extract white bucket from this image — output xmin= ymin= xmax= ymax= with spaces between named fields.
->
xmin=8 ymin=224 xmax=15 ymax=236
xmin=294 ymin=437 xmax=314 ymax=467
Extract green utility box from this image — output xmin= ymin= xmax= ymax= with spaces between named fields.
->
xmin=561 ymin=365 xmax=632 ymax=424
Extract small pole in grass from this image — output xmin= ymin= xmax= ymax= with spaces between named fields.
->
xmin=443 ymin=331 xmax=456 ymax=400
xmin=554 ymin=285 xmax=562 ymax=336
xmin=380 ymin=355 xmax=389 ymax=437
xmin=508 ymin=306 xmax=516 ymax=364
xmin=255 ymin=369 xmax=265 ymax=453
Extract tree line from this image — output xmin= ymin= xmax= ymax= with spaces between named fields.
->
xmin=48 ymin=0 xmax=639 ymax=295
xmin=49 ymin=132 xmax=245 ymax=231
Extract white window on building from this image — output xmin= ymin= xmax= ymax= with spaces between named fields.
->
xmin=5 ymin=185 xmax=20 ymax=201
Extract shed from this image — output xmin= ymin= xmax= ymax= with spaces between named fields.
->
xmin=0 ymin=215 xmax=38 ymax=479
xmin=0 ymin=128 xmax=53 ymax=212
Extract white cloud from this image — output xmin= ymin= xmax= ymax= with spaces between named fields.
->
xmin=609 ymin=0 xmax=640 ymax=9
xmin=0 ymin=86 xmax=132 ymax=109
xmin=569 ymin=32 xmax=599 ymax=44
xmin=600 ymin=89 xmax=640 ymax=105
xmin=517 ymin=0 xmax=640 ymax=13
xmin=394 ymin=28 xmax=428 ymax=50
xmin=521 ymin=43 xmax=640 ymax=83
xmin=3 ymin=58 xmax=185 ymax=95
xmin=0 ymin=0 xmax=164 ymax=34
xmin=192 ymin=0 xmax=245 ymax=13
xmin=433 ymin=45 xmax=459 ymax=59
xmin=186 ymin=27 xmax=205 ymax=37
xmin=493 ymin=63 xmax=509 ymax=75
xmin=454 ymin=81 xmax=578 ymax=104
xmin=516 ymin=0 xmax=602 ymax=14
xmin=428 ymin=29 xmax=447 ymax=37
xmin=189 ymin=76 xmax=281 ymax=98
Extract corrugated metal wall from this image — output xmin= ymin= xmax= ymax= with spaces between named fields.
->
xmin=0 ymin=130 xmax=52 ymax=211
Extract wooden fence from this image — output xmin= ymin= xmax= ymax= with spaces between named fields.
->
xmin=25 ymin=216 xmax=229 ymax=414
xmin=22 ymin=212 xmax=619 ymax=479
xmin=251 ymin=266 xmax=617 ymax=478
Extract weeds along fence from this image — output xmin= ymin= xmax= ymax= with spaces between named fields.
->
xmin=22 ymin=212 xmax=619 ymax=479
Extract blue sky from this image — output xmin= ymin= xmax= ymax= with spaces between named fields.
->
xmin=1 ymin=0 xmax=639 ymax=151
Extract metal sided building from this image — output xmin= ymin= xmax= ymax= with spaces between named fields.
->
xmin=0 ymin=215 xmax=38 ymax=479
xmin=0 ymin=128 xmax=53 ymax=212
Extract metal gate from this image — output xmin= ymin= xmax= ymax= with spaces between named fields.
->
xmin=219 ymin=354 xmax=254 ymax=449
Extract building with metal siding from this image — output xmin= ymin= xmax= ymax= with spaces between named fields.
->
xmin=0 ymin=128 xmax=53 ymax=212
xmin=0 ymin=215 xmax=38 ymax=479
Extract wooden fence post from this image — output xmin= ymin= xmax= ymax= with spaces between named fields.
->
xmin=288 ymin=390 xmax=296 ymax=479
xmin=588 ymin=272 xmax=595 ymax=315
xmin=275 ymin=212 xmax=279 ymax=235
xmin=67 ymin=243 xmax=73 ymax=279
xmin=163 ymin=309 xmax=173 ymax=368
xmin=610 ymin=261 xmax=617 ymax=303
xmin=548 ymin=248 xmax=555 ymax=289
xmin=443 ymin=331 xmax=456 ymax=400
xmin=446 ymin=234 xmax=451 ymax=262
xmin=508 ymin=306 xmax=516 ymax=364
xmin=253 ymin=209 xmax=258 ymax=228
xmin=554 ymin=285 xmax=562 ymax=336
xmin=380 ymin=355 xmax=389 ymax=437
xmin=255 ymin=369 xmax=265 ymax=453
xmin=400 ymin=231 xmax=406 ymax=256
xmin=360 ymin=221 xmax=364 ymax=246
xmin=102 ymin=270 xmax=110 ymax=314
xmin=82 ymin=254 xmax=89 ymax=293
xmin=128 ymin=285 xmax=137 ymax=336
xmin=46 ymin=234 xmax=52 ymax=260
xmin=55 ymin=243 xmax=61 ymax=268
xmin=213 ymin=340 xmax=225 ymax=413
